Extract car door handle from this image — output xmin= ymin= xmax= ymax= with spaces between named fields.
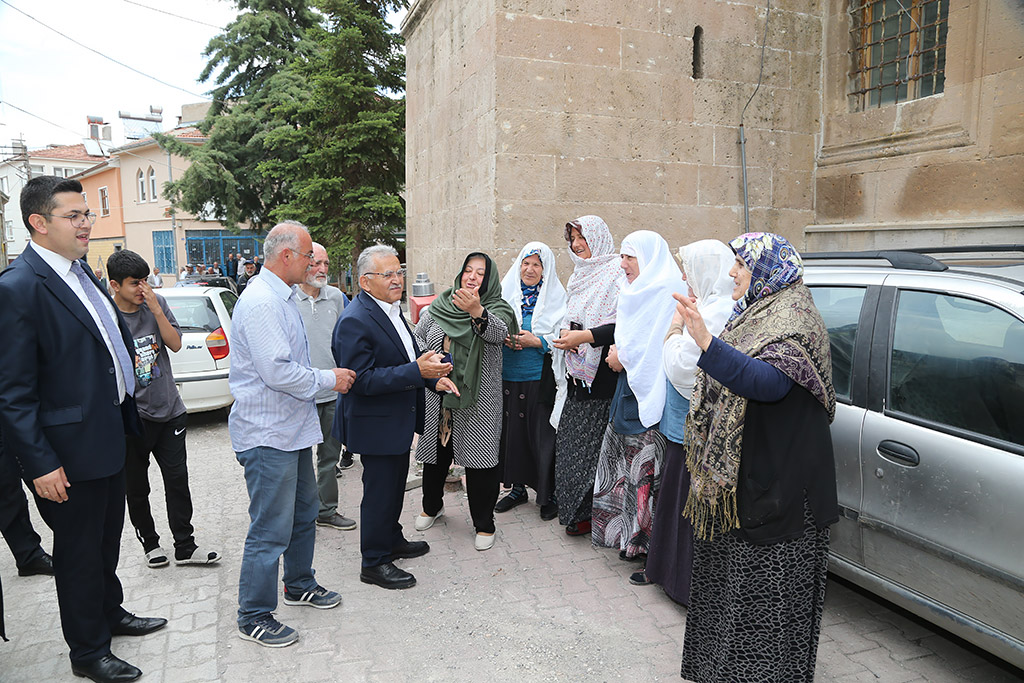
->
xmin=877 ymin=440 xmax=920 ymax=466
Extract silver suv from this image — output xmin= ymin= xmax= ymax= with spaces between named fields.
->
xmin=803 ymin=246 xmax=1024 ymax=670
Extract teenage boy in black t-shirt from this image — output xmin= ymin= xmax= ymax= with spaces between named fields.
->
xmin=107 ymin=250 xmax=221 ymax=569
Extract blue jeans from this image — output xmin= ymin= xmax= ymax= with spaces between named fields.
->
xmin=236 ymin=446 xmax=319 ymax=626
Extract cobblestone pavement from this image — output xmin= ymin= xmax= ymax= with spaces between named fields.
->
xmin=2 ymin=412 xmax=1022 ymax=682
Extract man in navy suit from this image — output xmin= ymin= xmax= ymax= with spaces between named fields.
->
xmin=332 ymin=244 xmax=457 ymax=589
xmin=0 ymin=176 xmax=166 ymax=683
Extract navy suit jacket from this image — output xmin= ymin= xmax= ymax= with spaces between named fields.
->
xmin=0 ymin=246 xmax=140 ymax=483
xmin=332 ymin=290 xmax=437 ymax=456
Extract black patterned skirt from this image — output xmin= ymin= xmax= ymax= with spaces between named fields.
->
xmin=644 ymin=439 xmax=693 ymax=606
xmin=554 ymin=393 xmax=612 ymax=526
xmin=680 ymin=501 xmax=830 ymax=683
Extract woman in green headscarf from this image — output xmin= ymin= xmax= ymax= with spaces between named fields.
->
xmin=413 ymin=253 xmax=518 ymax=551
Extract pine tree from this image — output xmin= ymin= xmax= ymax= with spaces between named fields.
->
xmin=265 ymin=0 xmax=407 ymax=263
xmin=157 ymin=0 xmax=319 ymax=231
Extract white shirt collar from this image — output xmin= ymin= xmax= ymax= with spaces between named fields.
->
xmin=368 ymin=291 xmax=401 ymax=317
xmin=28 ymin=240 xmax=75 ymax=277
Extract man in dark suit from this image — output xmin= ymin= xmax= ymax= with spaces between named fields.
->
xmin=0 ymin=176 xmax=167 ymax=683
xmin=332 ymin=244 xmax=457 ymax=589
xmin=0 ymin=426 xmax=54 ymax=578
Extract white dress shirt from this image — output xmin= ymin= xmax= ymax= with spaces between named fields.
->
xmin=369 ymin=293 xmax=415 ymax=362
xmin=28 ymin=241 xmax=128 ymax=400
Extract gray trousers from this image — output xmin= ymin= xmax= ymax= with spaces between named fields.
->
xmin=315 ymin=401 xmax=344 ymax=518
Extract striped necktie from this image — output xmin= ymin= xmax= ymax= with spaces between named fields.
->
xmin=70 ymin=260 xmax=136 ymax=397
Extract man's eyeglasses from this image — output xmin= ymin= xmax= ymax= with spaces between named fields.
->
xmin=41 ymin=212 xmax=97 ymax=228
xmin=287 ymin=248 xmax=315 ymax=261
xmin=365 ymin=268 xmax=407 ymax=280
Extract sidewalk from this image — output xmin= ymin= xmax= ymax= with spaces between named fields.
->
xmin=1 ymin=412 xmax=1020 ymax=682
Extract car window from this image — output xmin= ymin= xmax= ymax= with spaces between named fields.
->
xmin=809 ymin=286 xmax=867 ymax=401
xmin=889 ymin=290 xmax=1024 ymax=446
xmin=219 ymin=291 xmax=237 ymax=318
xmin=165 ymin=297 xmax=221 ymax=332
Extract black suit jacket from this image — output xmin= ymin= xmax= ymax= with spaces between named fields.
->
xmin=0 ymin=246 xmax=140 ymax=483
xmin=332 ymin=291 xmax=438 ymax=456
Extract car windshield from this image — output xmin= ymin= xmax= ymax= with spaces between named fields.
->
xmin=166 ymin=297 xmax=221 ymax=332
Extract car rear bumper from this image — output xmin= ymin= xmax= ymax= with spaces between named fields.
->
xmin=175 ymin=371 xmax=232 ymax=413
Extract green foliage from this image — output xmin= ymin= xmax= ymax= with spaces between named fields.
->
xmin=159 ymin=0 xmax=407 ymax=267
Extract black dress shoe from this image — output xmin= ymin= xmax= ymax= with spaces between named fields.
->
xmin=110 ymin=613 xmax=168 ymax=636
xmin=71 ymin=653 xmax=142 ymax=682
xmin=18 ymin=552 xmax=54 ymax=576
xmin=360 ymin=561 xmax=416 ymax=589
xmin=539 ymin=502 xmax=558 ymax=521
xmin=391 ymin=540 xmax=430 ymax=560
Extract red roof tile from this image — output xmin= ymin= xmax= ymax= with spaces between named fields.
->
xmin=29 ymin=144 xmax=106 ymax=161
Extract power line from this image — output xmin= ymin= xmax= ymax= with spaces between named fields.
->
xmin=0 ymin=0 xmax=213 ymax=103
xmin=121 ymin=0 xmax=224 ymax=29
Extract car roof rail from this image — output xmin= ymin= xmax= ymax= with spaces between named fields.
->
xmin=802 ymin=250 xmax=948 ymax=271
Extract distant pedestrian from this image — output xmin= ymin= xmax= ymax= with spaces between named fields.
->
xmin=107 ymin=249 xmax=221 ymax=571
xmin=225 ymin=252 xmax=238 ymax=280
xmin=295 ymin=239 xmax=357 ymax=532
xmin=229 ymin=221 xmax=354 ymax=647
xmin=253 ymin=255 xmax=262 ymax=273
xmin=237 ymin=259 xmax=257 ymax=293
xmin=147 ymin=267 xmax=164 ymax=288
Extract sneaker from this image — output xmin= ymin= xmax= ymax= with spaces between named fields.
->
xmin=316 ymin=513 xmax=357 ymax=531
xmin=629 ymin=570 xmax=652 ymax=586
xmin=494 ymin=486 xmax=527 ymax=513
xmin=338 ymin=450 xmax=355 ymax=470
xmin=238 ymin=614 xmax=298 ymax=647
xmin=283 ymin=585 xmax=342 ymax=610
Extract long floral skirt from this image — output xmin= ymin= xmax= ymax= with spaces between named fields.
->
xmin=553 ymin=394 xmax=612 ymax=526
xmin=680 ymin=502 xmax=830 ymax=683
xmin=591 ymin=424 xmax=665 ymax=558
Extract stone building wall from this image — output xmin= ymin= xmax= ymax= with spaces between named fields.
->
xmin=403 ymin=0 xmax=825 ymax=281
xmin=809 ymin=0 xmax=1024 ymax=250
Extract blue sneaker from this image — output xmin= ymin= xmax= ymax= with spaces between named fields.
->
xmin=283 ymin=585 xmax=343 ymax=610
xmin=238 ymin=614 xmax=298 ymax=647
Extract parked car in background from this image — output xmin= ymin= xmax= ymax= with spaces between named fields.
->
xmin=803 ymin=246 xmax=1024 ymax=670
xmin=160 ymin=286 xmax=237 ymax=413
xmin=175 ymin=274 xmax=238 ymax=295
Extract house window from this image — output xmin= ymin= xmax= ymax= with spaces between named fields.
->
xmin=99 ymin=186 xmax=110 ymax=217
xmin=148 ymin=167 xmax=158 ymax=202
xmin=0 ymin=176 xmax=8 ymax=194
xmin=53 ymin=167 xmax=75 ymax=178
xmin=152 ymin=230 xmax=176 ymax=274
xmin=29 ymin=165 xmax=45 ymax=178
xmin=4 ymin=220 xmax=13 ymax=241
xmin=137 ymin=169 xmax=147 ymax=202
xmin=849 ymin=0 xmax=949 ymax=110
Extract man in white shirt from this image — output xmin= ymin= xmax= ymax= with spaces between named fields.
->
xmin=146 ymin=267 xmax=164 ymax=288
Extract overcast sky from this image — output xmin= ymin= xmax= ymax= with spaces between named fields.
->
xmin=0 ymin=0 xmax=405 ymax=150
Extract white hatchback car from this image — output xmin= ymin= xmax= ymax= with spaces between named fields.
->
xmin=159 ymin=287 xmax=237 ymax=413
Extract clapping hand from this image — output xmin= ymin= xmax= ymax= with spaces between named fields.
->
xmin=672 ymin=292 xmax=713 ymax=351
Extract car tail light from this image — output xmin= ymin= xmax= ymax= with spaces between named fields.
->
xmin=206 ymin=327 xmax=229 ymax=360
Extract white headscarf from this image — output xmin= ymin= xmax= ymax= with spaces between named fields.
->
xmin=562 ymin=215 xmax=623 ymax=386
xmin=614 ymin=230 xmax=687 ymax=428
xmin=662 ymin=240 xmax=736 ymax=399
xmin=500 ymin=242 xmax=567 ymax=345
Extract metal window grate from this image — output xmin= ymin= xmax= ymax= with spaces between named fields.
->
xmin=848 ymin=0 xmax=948 ymax=110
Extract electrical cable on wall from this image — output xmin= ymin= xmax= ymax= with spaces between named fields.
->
xmin=739 ymin=0 xmax=772 ymax=234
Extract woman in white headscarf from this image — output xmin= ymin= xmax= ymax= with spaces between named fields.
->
xmin=631 ymin=240 xmax=735 ymax=599
xmin=550 ymin=216 xmax=623 ymax=536
xmin=495 ymin=242 xmax=567 ymax=520
xmin=592 ymin=230 xmax=687 ymax=562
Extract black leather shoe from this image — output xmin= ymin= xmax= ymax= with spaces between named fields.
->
xmin=71 ymin=653 xmax=142 ymax=682
xmin=18 ymin=552 xmax=54 ymax=576
xmin=360 ymin=561 xmax=416 ymax=589
xmin=110 ymin=613 xmax=168 ymax=636
xmin=391 ymin=540 xmax=430 ymax=560
xmin=539 ymin=502 xmax=558 ymax=521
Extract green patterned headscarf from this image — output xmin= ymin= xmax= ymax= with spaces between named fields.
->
xmin=428 ymin=252 xmax=518 ymax=410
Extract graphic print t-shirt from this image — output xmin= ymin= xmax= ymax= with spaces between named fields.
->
xmin=121 ymin=293 xmax=187 ymax=422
